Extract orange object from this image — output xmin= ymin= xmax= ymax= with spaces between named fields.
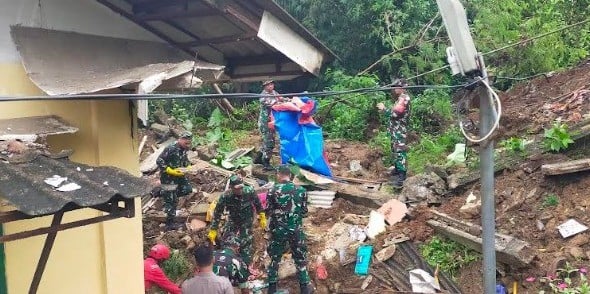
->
xmin=316 ymin=263 xmax=328 ymax=280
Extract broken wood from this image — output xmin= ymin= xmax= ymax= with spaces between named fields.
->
xmin=427 ymin=210 xmax=535 ymax=268
xmin=140 ymin=145 xmax=167 ymax=173
xmin=224 ymin=147 xmax=254 ymax=162
xmin=187 ymin=158 xmax=258 ymax=188
xmin=213 ymin=83 xmax=235 ymax=114
xmin=542 ymin=158 xmax=590 ymax=175
xmin=333 ymin=175 xmax=385 ymax=185
xmin=252 ymin=165 xmax=390 ymax=208
xmin=138 ymin=135 xmax=148 ymax=156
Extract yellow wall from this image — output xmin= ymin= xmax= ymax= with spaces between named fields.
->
xmin=0 ymin=62 xmax=145 ymax=294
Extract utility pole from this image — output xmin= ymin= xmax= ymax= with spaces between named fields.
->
xmin=435 ymin=1 xmax=497 ymax=293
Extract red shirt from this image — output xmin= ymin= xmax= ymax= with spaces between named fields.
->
xmin=144 ymin=257 xmax=181 ymax=294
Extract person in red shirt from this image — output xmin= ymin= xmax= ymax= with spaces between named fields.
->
xmin=144 ymin=244 xmax=181 ymax=294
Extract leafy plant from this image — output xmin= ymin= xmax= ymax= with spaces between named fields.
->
xmin=162 ymin=250 xmax=192 ymax=282
xmin=500 ymin=137 xmax=527 ymax=153
xmin=543 ymin=121 xmax=575 ymax=152
xmin=542 ymin=193 xmax=559 ymax=208
xmin=408 ymin=127 xmax=463 ymax=173
xmin=535 ymin=263 xmax=590 ymax=294
xmin=420 ymin=236 xmax=480 ymax=279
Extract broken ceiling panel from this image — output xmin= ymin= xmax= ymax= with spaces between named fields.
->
xmin=9 ymin=26 xmax=225 ymax=96
xmin=0 ymin=115 xmax=78 ymax=142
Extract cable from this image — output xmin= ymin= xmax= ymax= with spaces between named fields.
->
xmin=459 ymin=78 xmax=502 ymax=143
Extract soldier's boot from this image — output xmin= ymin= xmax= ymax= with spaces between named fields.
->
xmin=300 ymin=283 xmax=314 ymax=294
xmin=262 ymin=157 xmax=273 ymax=171
xmin=267 ymin=283 xmax=277 ymax=294
xmin=393 ymin=171 xmax=407 ymax=188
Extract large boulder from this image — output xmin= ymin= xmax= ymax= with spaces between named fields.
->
xmin=398 ymin=172 xmax=447 ymax=205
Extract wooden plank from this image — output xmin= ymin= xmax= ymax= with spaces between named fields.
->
xmin=333 ymin=175 xmax=385 ymax=185
xmin=542 ymin=158 xmax=590 ymax=175
xmin=186 ymin=158 xmax=258 ymax=187
xmin=427 ymin=211 xmax=536 ymax=268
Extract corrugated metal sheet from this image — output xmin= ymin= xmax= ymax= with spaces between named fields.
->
xmin=0 ymin=156 xmax=150 ymax=216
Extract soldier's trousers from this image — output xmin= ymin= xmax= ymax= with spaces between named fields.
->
xmin=267 ymin=228 xmax=310 ymax=285
xmin=161 ymin=176 xmax=192 ymax=221
xmin=224 ymin=222 xmax=254 ymax=266
xmin=259 ymin=123 xmax=275 ymax=162
xmin=391 ymin=130 xmax=408 ymax=173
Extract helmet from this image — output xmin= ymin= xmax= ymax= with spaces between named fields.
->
xmin=262 ymin=80 xmax=274 ymax=86
xmin=229 ymin=174 xmax=244 ymax=188
xmin=277 ymin=164 xmax=292 ymax=175
xmin=222 ymin=233 xmax=241 ymax=248
xmin=149 ymin=244 xmax=171 ymax=260
xmin=179 ymin=131 xmax=193 ymax=140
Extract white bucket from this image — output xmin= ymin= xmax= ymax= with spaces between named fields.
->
xmin=308 ymin=190 xmax=336 ymax=208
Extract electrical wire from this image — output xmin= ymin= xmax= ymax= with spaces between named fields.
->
xmin=459 ymin=78 xmax=502 ymax=143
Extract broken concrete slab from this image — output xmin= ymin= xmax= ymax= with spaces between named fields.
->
xmin=375 ymin=245 xmax=396 ymax=262
xmin=377 ymin=199 xmax=408 ymax=226
xmin=398 ymin=172 xmax=446 ymax=205
xmin=0 ymin=115 xmax=78 ymax=142
xmin=189 ymin=218 xmax=207 ymax=232
xmin=427 ymin=211 xmax=536 ymax=268
xmin=190 ymin=203 xmax=210 ymax=215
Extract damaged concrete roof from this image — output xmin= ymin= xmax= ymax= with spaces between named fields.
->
xmin=0 ymin=115 xmax=78 ymax=142
xmin=0 ymin=156 xmax=150 ymax=216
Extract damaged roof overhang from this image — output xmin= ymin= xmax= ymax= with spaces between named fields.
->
xmin=0 ymin=155 xmax=150 ymax=216
xmin=96 ymin=0 xmax=338 ymax=82
xmin=10 ymin=26 xmax=225 ymax=96
xmin=0 ymin=115 xmax=78 ymax=142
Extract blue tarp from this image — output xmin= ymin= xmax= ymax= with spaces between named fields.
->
xmin=272 ymin=97 xmax=332 ymax=177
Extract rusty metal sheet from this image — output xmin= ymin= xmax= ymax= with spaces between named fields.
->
xmin=0 ymin=115 xmax=78 ymax=142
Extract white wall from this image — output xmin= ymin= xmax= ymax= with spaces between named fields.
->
xmin=0 ymin=0 xmax=161 ymax=62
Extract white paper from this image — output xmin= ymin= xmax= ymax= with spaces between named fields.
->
xmin=57 ymin=183 xmax=81 ymax=192
xmin=558 ymin=219 xmax=589 ymax=238
xmin=409 ymin=269 xmax=440 ymax=293
xmin=44 ymin=175 xmax=67 ymax=188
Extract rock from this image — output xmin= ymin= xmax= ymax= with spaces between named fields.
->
xmin=349 ymin=160 xmax=363 ymax=173
xmin=375 ymin=245 xmax=396 ymax=262
xmin=569 ymin=233 xmax=590 ymax=247
xmin=153 ymin=109 xmax=170 ymax=125
xmin=361 ymin=276 xmax=373 ymax=290
xmin=181 ymin=235 xmax=193 ymax=245
xmin=191 ymin=203 xmax=210 ymax=215
xmin=195 ymin=144 xmax=218 ymax=161
xmin=189 ymin=219 xmax=207 ymax=232
xmin=501 ymin=189 xmax=526 ymax=212
xmin=460 ymin=192 xmax=481 ymax=218
xmin=278 ymin=257 xmax=297 ymax=279
xmin=342 ymin=214 xmax=369 ymax=226
xmin=425 ymin=165 xmax=448 ymax=180
xmin=187 ymin=241 xmax=196 ymax=250
xmin=536 ymin=220 xmax=545 ymax=231
xmin=569 ymin=246 xmax=585 ymax=259
xmin=377 ymin=199 xmax=408 ymax=226
xmin=399 ymin=172 xmax=447 ymax=205
xmin=6 ymin=140 xmax=28 ymax=154
xmin=150 ymin=123 xmax=170 ymax=138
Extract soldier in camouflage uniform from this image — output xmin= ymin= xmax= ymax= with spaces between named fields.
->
xmin=266 ymin=165 xmax=313 ymax=294
xmin=208 ymin=174 xmax=266 ymax=266
xmin=377 ymin=79 xmax=411 ymax=187
xmin=213 ymin=234 xmax=250 ymax=294
xmin=259 ymin=80 xmax=289 ymax=170
xmin=156 ymin=132 xmax=193 ymax=231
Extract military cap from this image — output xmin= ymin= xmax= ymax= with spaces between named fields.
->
xmin=222 ymin=233 xmax=241 ymax=248
xmin=276 ymin=164 xmax=292 ymax=175
xmin=179 ymin=131 xmax=193 ymax=140
xmin=262 ymin=80 xmax=274 ymax=86
xmin=229 ymin=174 xmax=244 ymax=188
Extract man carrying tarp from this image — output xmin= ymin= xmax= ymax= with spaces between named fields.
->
xmin=258 ymin=80 xmax=289 ymax=170
xmin=156 ymin=131 xmax=193 ymax=231
xmin=208 ymin=174 xmax=266 ymax=267
xmin=377 ymin=78 xmax=411 ymax=188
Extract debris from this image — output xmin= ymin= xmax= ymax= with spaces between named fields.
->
xmin=278 ymin=257 xmax=297 ymax=279
xmin=103 ymin=181 xmax=109 ymax=186
xmin=360 ymin=275 xmax=373 ymax=290
xmin=557 ymin=219 xmax=589 ymax=238
xmin=190 ymin=203 xmax=210 ymax=215
xmin=536 ymin=220 xmax=545 ymax=231
xmin=375 ymin=245 xmax=396 ymax=262
xmin=460 ymin=192 xmax=481 ymax=218
xmin=189 ymin=219 xmax=207 ymax=232
xmin=140 ymin=144 xmax=168 ymax=173
xmin=6 ymin=140 xmax=28 ymax=154
xmin=342 ymin=214 xmax=369 ymax=226
xmin=348 ymin=226 xmax=367 ymax=242
xmin=542 ymin=158 xmax=590 ymax=175
xmin=138 ymin=135 xmax=148 ymax=155
xmin=308 ymin=190 xmax=336 ymax=208
xmin=44 ymin=175 xmax=67 ymax=187
xmin=409 ymin=269 xmax=440 ymax=293
xmin=332 ymin=175 xmax=384 ymax=185
xmin=150 ymin=123 xmax=170 ymax=138
xmin=354 ymin=245 xmax=373 ymax=276
xmin=142 ymin=196 xmax=158 ymax=213
xmin=349 ymin=160 xmax=362 ymax=173
xmin=427 ymin=211 xmax=536 ymax=268
xmin=377 ymin=199 xmax=408 ymax=226
xmin=195 ymin=144 xmax=218 ymax=161
xmin=398 ymin=172 xmax=447 ymax=205
xmin=569 ymin=246 xmax=585 ymax=259
xmin=224 ymin=147 xmax=255 ymax=162
xmin=365 ymin=211 xmax=386 ymax=239
xmin=314 ymin=256 xmax=328 ymax=280
xmin=57 ymin=182 xmax=81 ymax=192
xmin=568 ymin=233 xmax=590 ymax=247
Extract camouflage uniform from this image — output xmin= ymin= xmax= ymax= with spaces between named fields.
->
xmin=211 ymin=185 xmax=263 ymax=265
xmin=156 ymin=142 xmax=192 ymax=221
xmin=213 ymin=248 xmax=249 ymax=289
xmin=259 ymin=89 xmax=286 ymax=164
xmin=385 ymin=93 xmax=411 ymax=173
xmin=266 ymin=181 xmax=311 ymax=285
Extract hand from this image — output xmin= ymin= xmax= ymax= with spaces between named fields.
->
xmin=377 ymin=102 xmax=385 ymax=111
xmin=165 ymin=166 xmax=184 ymax=177
xmin=208 ymin=229 xmax=217 ymax=245
xmin=258 ymin=212 xmax=267 ymax=229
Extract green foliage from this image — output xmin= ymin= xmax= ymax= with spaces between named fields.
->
xmin=543 ymin=121 xmax=575 ymax=152
xmin=162 ymin=250 xmax=192 ymax=282
xmin=500 ymin=137 xmax=526 ymax=154
xmin=409 ymin=89 xmax=454 ymax=134
xmin=420 ymin=236 xmax=480 ymax=279
xmin=542 ymin=194 xmax=559 ymax=208
xmin=409 ymin=127 xmax=463 ymax=173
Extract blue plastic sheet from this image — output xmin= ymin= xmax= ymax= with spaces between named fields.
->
xmin=271 ymin=97 xmax=332 ymax=177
